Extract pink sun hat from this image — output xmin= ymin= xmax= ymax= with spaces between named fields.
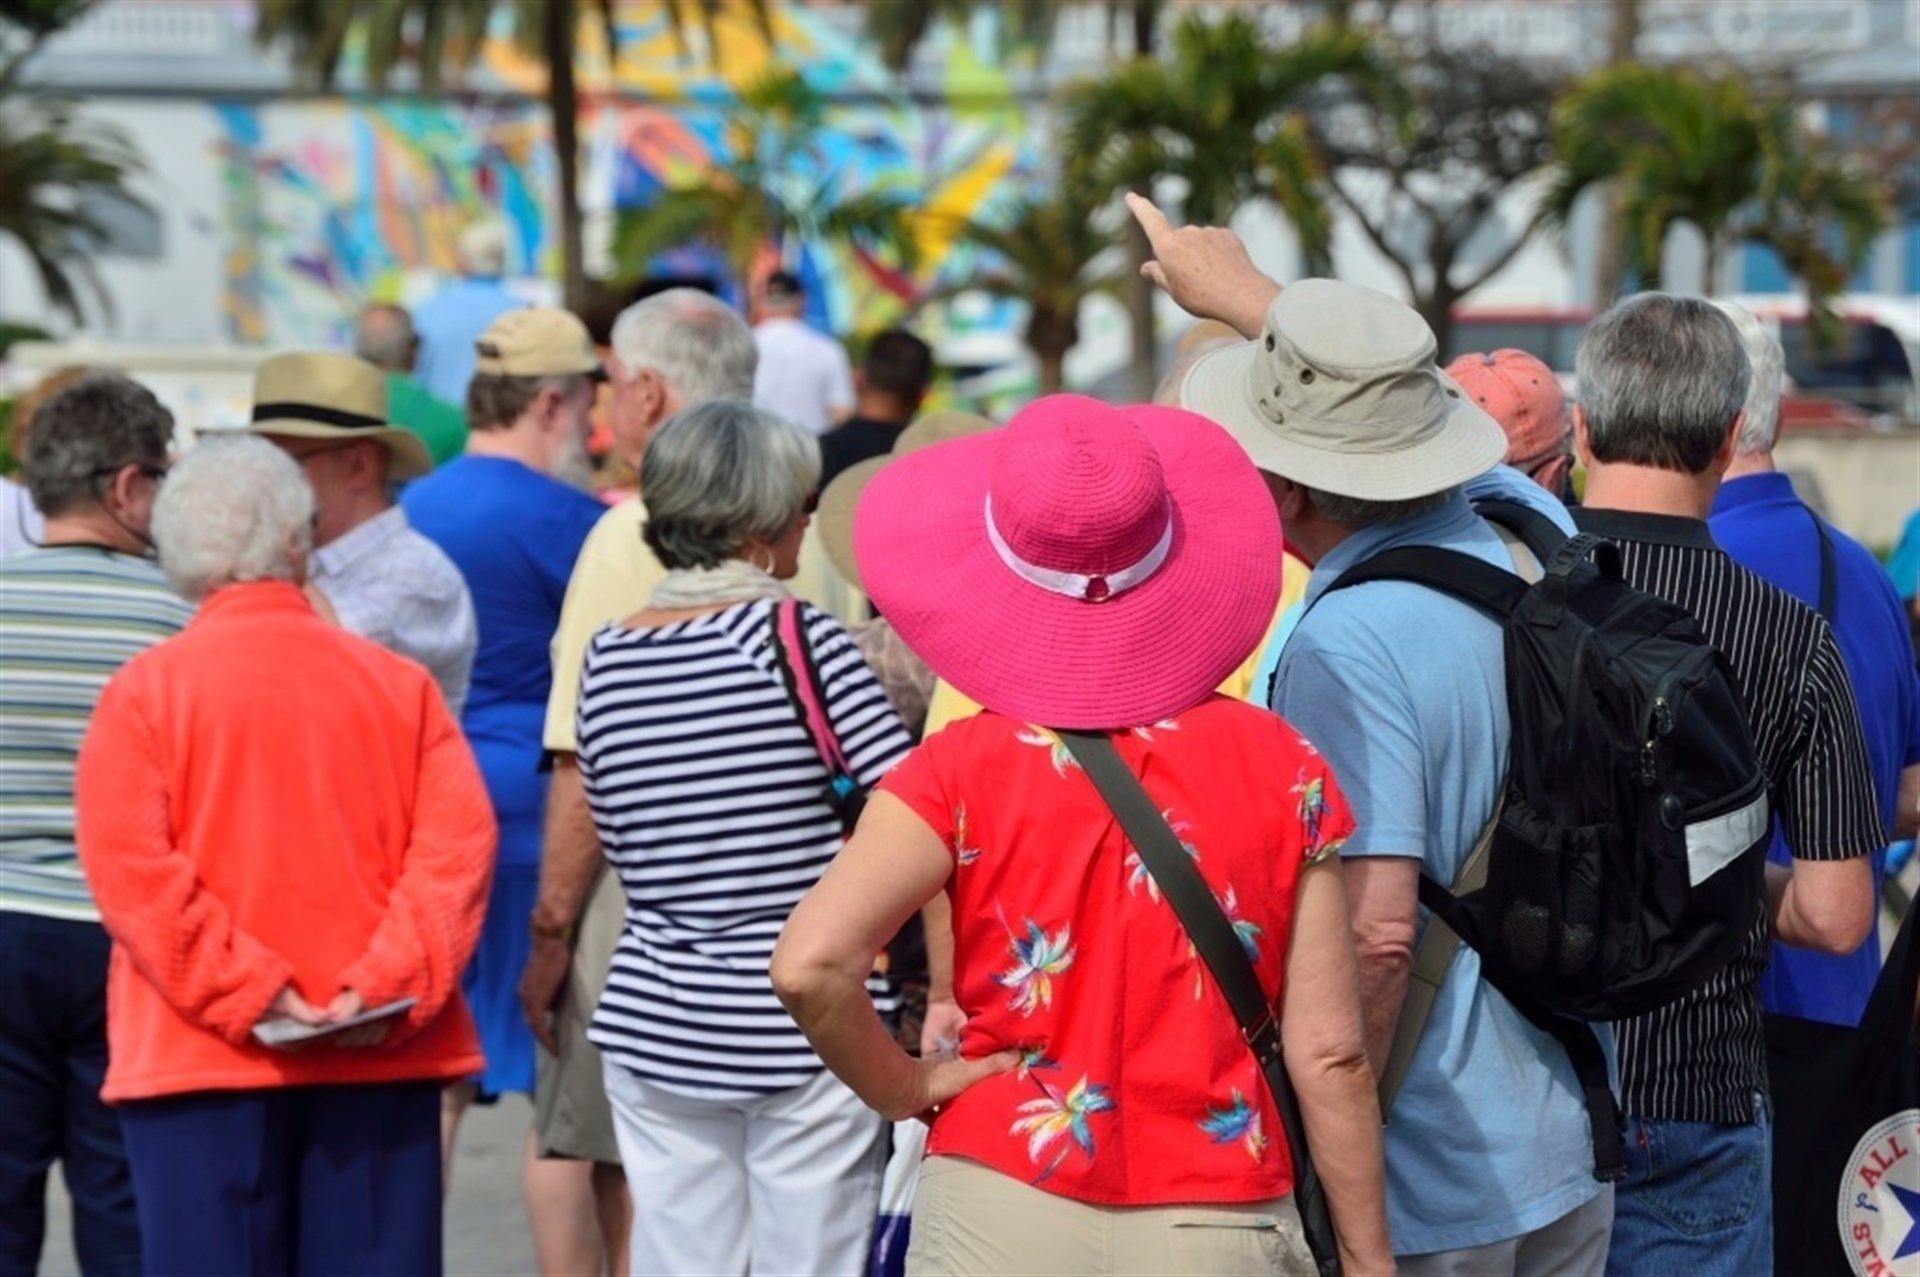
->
xmin=854 ymin=395 xmax=1281 ymax=729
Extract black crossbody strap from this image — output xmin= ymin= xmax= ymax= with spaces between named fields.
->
xmin=1057 ymin=730 xmax=1339 ymax=1276
xmin=1808 ymin=507 xmax=1839 ymax=624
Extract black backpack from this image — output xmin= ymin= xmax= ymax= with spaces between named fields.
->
xmin=1323 ymin=497 xmax=1771 ymax=1179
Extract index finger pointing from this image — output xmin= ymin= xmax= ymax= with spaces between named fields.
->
xmin=1124 ymin=191 xmax=1174 ymax=248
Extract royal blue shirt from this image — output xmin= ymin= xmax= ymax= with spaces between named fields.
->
xmin=403 ymin=456 xmax=606 ymax=870
xmin=1709 ymin=471 xmax=1920 ymax=1026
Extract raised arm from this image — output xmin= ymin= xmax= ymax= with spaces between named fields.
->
xmin=336 ymin=685 xmax=497 ymax=1034
xmin=1281 ymin=859 xmax=1394 ymax=1276
xmin=75 ymin=677 xmax=296 ymax=1044
xmin=1125 ymin=192 xmax=1281 ymax=340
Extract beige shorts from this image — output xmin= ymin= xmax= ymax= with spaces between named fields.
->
xmin=532 ymin=868 xmax=623 ymax=1165
xmin=905 ymin=1155 xmax=1314 ymax=1276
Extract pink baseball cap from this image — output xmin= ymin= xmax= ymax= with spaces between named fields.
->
xmin=1444 ymin=349 xmax=1569 ymax=470
xmin=854 ymin=395 xmax=1280 ymax=730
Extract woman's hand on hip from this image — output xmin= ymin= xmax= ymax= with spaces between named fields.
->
xmin=887 ymin=1047 xmax=1022 ymax=1124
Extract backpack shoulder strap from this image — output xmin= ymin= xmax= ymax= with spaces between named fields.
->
xmin=1056 ymin=729 xmax=1337 ymax=1275
xmin=1327 ymin=545 xmax=1530 ymax=619
xmin=1376 ymin=798 xmax=1500 ymax=1116
xmin=1473 ymin=496 xmax=1571 ymax=562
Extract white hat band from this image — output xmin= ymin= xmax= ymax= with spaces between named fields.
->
xmin=984 ymin=495 xmax=1173 ymax=604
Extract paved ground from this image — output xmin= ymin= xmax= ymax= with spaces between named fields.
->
xmin=39 ymin=1096 xmax=539 ymax=1276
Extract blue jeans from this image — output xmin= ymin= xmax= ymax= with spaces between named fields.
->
xmin=1606 ymin=1092 xmax=1771 ymax=1277
xmin=0 ymin=911 xmax=140 ymax=1277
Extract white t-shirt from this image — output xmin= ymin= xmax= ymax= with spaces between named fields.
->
xmin=752 ymin=316 xmax=854 ymax=435
xmin=0 ymin=477 xmax=43 ymax=559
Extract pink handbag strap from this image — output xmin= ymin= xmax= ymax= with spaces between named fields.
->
xmin=776 ymin=600 xmax=851 ymax=775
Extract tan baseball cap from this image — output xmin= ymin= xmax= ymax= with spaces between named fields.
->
xmin=1180 ymin=279 xmax=1506 ymax=501
xmin=473 ymin=307 xmax=605 ymax=380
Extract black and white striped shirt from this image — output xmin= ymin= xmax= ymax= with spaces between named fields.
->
xmin=577 ymin=599 xmax=913 ymax=1099
xmin=1574 ymin=509 xmax=1882 ymax=1124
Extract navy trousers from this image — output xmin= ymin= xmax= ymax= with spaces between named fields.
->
xmin=118 ymin=1081 xmax=442 ymax=1277
xmin=0 ymin=911 xmax=140 ymax=1277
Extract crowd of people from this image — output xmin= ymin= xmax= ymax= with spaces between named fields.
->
xmin=0 ymin=196 xmax=1915 ymax=1277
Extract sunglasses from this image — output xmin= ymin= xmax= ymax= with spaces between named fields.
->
xmin=803 ymin=491 xmax=820 ymax=516
xmin=91 ymin=463 xmax=169 ymax=483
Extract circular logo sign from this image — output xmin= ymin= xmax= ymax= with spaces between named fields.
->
xmin=1838 ymin=1109 xmax=1920 ymax=1277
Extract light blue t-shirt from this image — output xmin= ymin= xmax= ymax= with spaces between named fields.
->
xmin=1272 ymin=469 xmax=1609 ymax=1256
xmin=412 ymin=277 xmax=524 ymax=405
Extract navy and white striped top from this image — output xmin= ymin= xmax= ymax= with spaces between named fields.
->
xmin=578 ymin=599 xmax=913 ymax=1099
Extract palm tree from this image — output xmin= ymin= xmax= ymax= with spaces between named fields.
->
xmin=1545 ymin=64 xmax=1887 ymax=325
xmin=254 ymin=0 xmax=770 ymax=310
xmin=1059 ymin=16 xmax=1388 ymax=392
xmin=609 ymin=68 xmax=917 ymax=307
xmin=0 ymin=52 xmax=150 ymax=322
xmin=929 ymin=182 xmax=1129 ymax=393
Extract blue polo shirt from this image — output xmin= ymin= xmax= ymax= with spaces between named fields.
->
xmin=1272 ymin=468 xmax=1607 ymax=1255
xmin=1709 ymin=471 xmax=1920 ymax=1026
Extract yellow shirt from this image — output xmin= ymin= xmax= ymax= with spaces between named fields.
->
xmin=543 ymin=499 xmax=868 ymax=752
xmin=922 ymin=551 xmax=1310 ymax=735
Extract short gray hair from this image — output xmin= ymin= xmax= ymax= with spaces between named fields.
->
xmin=1304 ymin=484 xmax=1455 ymax=529
xmin=611 ymin=289 xmax=756 ymax=405
xmin=154 ymin=434 xmax=314 ymax=601
xmin=641 ymin=399 xmax=820 ymax=570
xmin=1712 ymin=301 xmax=1785 ymax=455
xmin=23 ymin=373 xmax=174 ymax=517
xmin=353 ymin=304 xmax=416 ymax=372
xmin=1575 ymin=293 xmax=1750 ymax=474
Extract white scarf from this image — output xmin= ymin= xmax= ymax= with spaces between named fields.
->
xmin=647 ymin=558 xmax=790 ymax=610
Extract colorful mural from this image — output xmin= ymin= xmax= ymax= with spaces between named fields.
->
xmin=212 ymin=0 xmax=1040 ymax=351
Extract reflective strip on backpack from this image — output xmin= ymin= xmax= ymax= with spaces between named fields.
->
xmin=1686 ymin=790 xmax=1769 ymax=886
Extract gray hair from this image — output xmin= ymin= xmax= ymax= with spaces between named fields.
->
xmin=1304 ymin=485 xmax=1456 ymax=530
xmin=1712 ymin=301 xmax=1785 ymax=456
xmin=153 ymin=434 xmax=314 ymax=601
xmin=1575 ymin=293 xmax=1750 ymax=475
xmin=353 ymin=304 xmax=416 ymax=373
xmin=22 ymin=373 xmax=174 ymax=518
xmin=457 ymin=220 xmax=509 ymax=276
xmin=641 ymin=399 xmax=820 ymax=570
xmin=611 ymin=289 xmax=756 ymax=406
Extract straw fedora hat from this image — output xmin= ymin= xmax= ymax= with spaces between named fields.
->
xmin=816 ymin=409 xmax=995 ymax=591
xmin=247 ymin=351 xmax=433 ymax=481
xmin=855 ymin=395 xmax=1280 ymax=730
xmin=1180 ymin=279 xmax=1506 ymax=501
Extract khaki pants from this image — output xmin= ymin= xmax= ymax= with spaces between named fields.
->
xmin=531 ymin=868 xmax=623 ymax=1164
xmin=906 ymin=1155 xmax=1315 ymax=1276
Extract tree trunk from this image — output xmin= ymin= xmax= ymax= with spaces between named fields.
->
xmin=1418 ymin=284 xmax=1458 ymax=365
xmin=1116 ymin=0 xmax=1160 ymax=402
xmin=1701 ymin=231 xmax=1725 ymax=297
xmin=543 ymin=0 xmax=587 ymax=311
xmin=1125 ymin=220 xmax=1158 ymax=402
xmin=1592 ymin=0 xmax=1641 ymax=307
xmin=1036 ymin=346 xmax=1068 ymax=395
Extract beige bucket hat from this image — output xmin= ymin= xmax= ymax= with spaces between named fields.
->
xmin=248 ymin=351 xmax=433 ymax=481
xmin=816 ymin=409 xmax=995 ymax=590
xmin=1180 ymin=279 xmax=1506 ymax=500
xmin=473 ymin=307 xmax=605 ymax=380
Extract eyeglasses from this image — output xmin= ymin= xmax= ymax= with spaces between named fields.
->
xmin=90 ymin=463 xmax=169 ymax=483
xmin=803 ymin=491 xmax=820 ymax=516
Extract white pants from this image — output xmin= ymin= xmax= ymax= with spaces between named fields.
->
xmin=603 ymin=1060 xmax=886 ymax=1276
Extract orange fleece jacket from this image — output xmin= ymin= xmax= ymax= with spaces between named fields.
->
xmin=75 ymin=581 xmax=496 ymax=1102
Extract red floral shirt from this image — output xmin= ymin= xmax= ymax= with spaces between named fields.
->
xmin=879 ymin=695 xmax=1353 ymax=1207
